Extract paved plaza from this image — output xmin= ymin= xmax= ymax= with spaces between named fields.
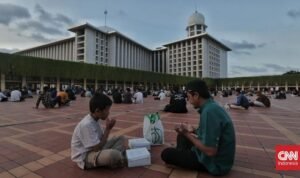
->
xmin=0 ymin=94 xmax=299 ymax=178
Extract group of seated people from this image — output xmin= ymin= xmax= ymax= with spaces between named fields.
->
xmin=226 ymin=88 xmax=271 ymax=110
xmin=0 ymin=87 xmax=33 ymax=102
xmin=111 ymin=88 xmax=144 ymax=104
xmin=35 ymin=86 xmax=74 ymax=109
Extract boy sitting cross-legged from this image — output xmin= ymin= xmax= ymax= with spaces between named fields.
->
xmin=71 ymin=93 xmax=127 ymax=170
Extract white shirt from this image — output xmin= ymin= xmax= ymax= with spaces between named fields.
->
xmin=158 ymin=92 xmax=166 ymax=100
xmin=133 ymin=91 xmax=143 ymax=104
xmin=10 ymin=90 xmax=22 ymax=101
xmin=71 ymin=114 xmax=103 ymax=169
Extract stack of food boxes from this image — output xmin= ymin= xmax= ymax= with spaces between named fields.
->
xmin=126 ymin=138 xmax=151 ymax=167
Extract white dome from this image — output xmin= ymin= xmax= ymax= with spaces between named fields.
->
xmin=188 ymin=11 xmax=205 ymax=26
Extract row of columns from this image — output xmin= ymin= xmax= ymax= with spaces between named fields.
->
xmin=0 ymin=73 xmax=169 ymax=92
xmin=220 ymin=82 xmax=299 ymax=91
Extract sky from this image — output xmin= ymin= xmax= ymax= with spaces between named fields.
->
xmin=0 ymin=0 xmax=300 ymax=77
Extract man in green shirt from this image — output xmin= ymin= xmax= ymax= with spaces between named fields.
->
xmin=161 ymin=79 xmax=236 ymax=176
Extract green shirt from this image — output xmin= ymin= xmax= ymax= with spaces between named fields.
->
xmin=192 ymin=98 xmax=236 ymax=175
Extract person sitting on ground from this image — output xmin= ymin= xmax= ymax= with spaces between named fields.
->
xmin=21 ymin=87 xmax=29 ymax=98
xmin=123 ymin=88 xmax=133 ymax=104
xmin=27 ymin=88 xmax=33 ymax=98
xmin=133 ymin=88 xmax=143 ymax=104
xmin=164 ymin=86 xmax=188 ymax=113
xmin=35 ymin=86 xmax=61 ymax=109
xmin=222 ymin=90 xmax=228 ymax=97
xmin=249 ymin=91 xmax=271 ymax=108
xmin=66 ymin=87 xmax=76 ymax=100
xmin=0 ymin=89 xmax=8 ymax=102
xmin=57 ymin=90 xmax=70 ymax=106
xmin=161 ymin=79 xmax=235 ymax=176
xmin=50 ymin=87 xmax=57 ymax=99
xmin=112 ymin=88 xmax=122 ymax=104
xmin=154 ymin=90 xmax=166 ymax=100
xmin=227 ymin=88 xmax=249 ymax=110
xmin=10 ymin=88 xmax=25 ymax=102
xmin=85 ymin=88 xmax=93 ymax=97
xmin=275 ymin=90 xmax=286 ymax=99
xmin=71 ymin=93 xmax=127 ymax=170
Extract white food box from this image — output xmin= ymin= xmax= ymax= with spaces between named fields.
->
xmin=126 ymin=147 xmax=151 ymax=168
xmin=128 ymin=138 xmax=151 ymax=150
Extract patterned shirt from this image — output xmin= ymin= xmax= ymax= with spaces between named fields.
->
xmin=36 ymin=92 xmax=54 ymax=108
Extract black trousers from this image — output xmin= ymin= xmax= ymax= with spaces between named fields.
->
xmin=161 ymin=134 xmax=207 ymax=171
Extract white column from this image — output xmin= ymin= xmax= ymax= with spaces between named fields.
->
xmin=257 ymin=83 xmax=260 ymax=91
xmin=1 ymin=73 xmax=5 ymax=91
xmin=95 ymin=79 xmax=98 ymax=90
xmin=105 ymin=80 xmax=108 ymax=90
xmin=83 ymin=78 xmax=87 ymax=90
xmin=22 ymin=76 xmax=27 ymax=87
xmin=285 ymin=82 xmax=288 ymax=91
xmin=40 ymin=77 xmax=45 ymax=92
xmin=56 ymin=77 xmax=60 ymax=90
xmin=71 ymin=79 xmax=74 ymax=86
xmin=296 ymin=83 xmax=299 ymax=90
xmin=123 ymin=81 xmax=126 ymax=90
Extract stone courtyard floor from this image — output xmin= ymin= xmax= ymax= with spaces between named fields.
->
xmin=0 ymin=94 xmax=300 ymax=178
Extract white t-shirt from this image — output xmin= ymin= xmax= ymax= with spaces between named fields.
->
xmin=158 ymin=92 xmax=166 ymax=100
xmin=71 ymin=114 xmax=103 ymax=169
xmin=133 ymin=92 xmax=143 ymax=104
xmin=10 ymin=90 xmax=21 ymax=101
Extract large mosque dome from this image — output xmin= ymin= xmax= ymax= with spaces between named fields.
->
xmin=188 ymin=11 xmax=205 ymax=26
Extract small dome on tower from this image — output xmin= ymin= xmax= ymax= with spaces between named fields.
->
xmin=188 ymin=11 xmax=205 ymax=26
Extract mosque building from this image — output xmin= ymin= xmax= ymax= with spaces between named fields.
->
xmin=17 ymin=11 xmax=230 ymax=78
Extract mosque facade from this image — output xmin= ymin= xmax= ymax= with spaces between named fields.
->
xmin=17 ymin=11 xmax=230 ymax=78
